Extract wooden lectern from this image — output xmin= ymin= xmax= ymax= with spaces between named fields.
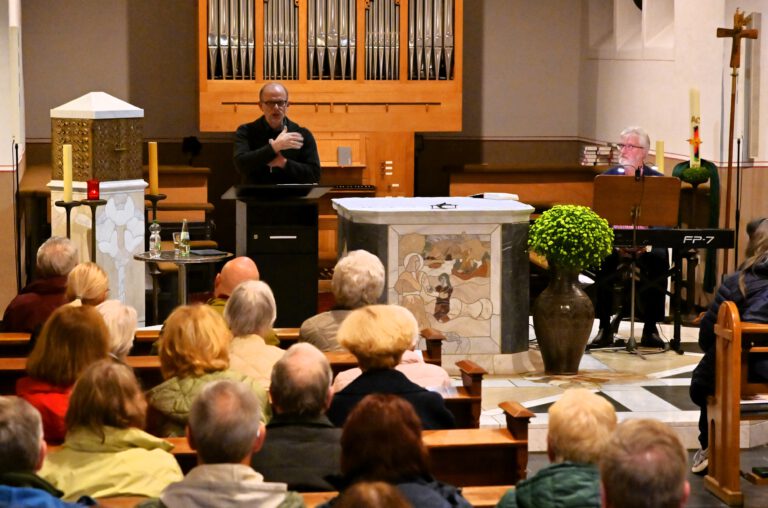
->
xmin=223 ymin=185 xmax=330 ymax=327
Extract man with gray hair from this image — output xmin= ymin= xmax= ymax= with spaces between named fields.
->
xmin=0 ymin=396 xmax=89 ymax=506
xmin=300 ymin=249 xmax=386 ymax=351
xmin=143 ymin=380 xmax=304 ymax=508
xmin=252 ymin=343 xmax=341 ymax=491
xmin=589 ymin=126 xmax=669 ymax=350
xmin=3 ymin=236 xmax=78 ymax=336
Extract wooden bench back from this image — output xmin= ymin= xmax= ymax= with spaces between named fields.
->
xmin=706 ymin=301 xmax=768 ymax=505
xmin=79 ymin=399 xmax=531 ymax=487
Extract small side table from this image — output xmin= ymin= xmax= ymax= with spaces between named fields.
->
xmin=133 ymin=250 xmax=232 ymax=312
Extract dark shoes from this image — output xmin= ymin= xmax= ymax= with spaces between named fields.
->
xmin=587 ymin=328 xmax=615 ymax=349
xmin=640 ymin=331 xmax=667 ymax=349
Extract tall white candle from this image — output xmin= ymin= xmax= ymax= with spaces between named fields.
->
xmin=62 ymin=144 xmax=73 ymax=202
xmin=148 ymin=142 xmax=159 ymax=195
xmin=690 ymin=88 xmax=701 ymax=168
xmin=656 ymin=140 xmax=665 ymax=174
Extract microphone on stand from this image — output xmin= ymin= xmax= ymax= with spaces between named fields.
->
xmin=635 ymin=166 xmax=642 ymax=181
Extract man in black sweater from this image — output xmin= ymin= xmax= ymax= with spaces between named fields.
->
xmin=233 ymin=82 xmax=321 ymax=184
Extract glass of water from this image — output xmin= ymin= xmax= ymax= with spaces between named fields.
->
xmin=172 ymin=232 xmax=181 ymax=256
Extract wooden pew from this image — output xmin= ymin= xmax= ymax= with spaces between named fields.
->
xmin=300 ymin=485 xmax=513 ymax=507
xmin=705 ymin=301 xmax=768 ymax=506
xmin=151 ymin=399 xmax=532 ymax=485
xmin=96 ymin=485 xmax=514 ymax=508
xmin=0 ymin=353 xmax=486 ymax=428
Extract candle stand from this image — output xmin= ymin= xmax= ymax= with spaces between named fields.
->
xmin=145 ymin=193 xmax=167 ymax=222
xmin=54 ymin=200 xmax=82 ymax=239
xmin=81 ymin=199 xmax=108 ymax=262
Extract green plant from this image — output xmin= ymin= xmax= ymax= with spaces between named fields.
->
xmin=528 ymin=205 xmax=614 ymax=271
xmin=680 ymin=165 xmax=710 ymax=186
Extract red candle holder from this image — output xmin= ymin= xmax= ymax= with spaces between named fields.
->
xmin=87 ymin=179 xmax=100 ymax=200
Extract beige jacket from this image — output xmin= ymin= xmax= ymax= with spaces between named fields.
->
xmin=229 ymin=334 xmax=286 ymax=388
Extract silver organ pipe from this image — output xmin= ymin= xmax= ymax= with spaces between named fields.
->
xmin=205 ymin=0 xmax=453 ymax=82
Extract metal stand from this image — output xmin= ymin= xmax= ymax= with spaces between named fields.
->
xmin=80 ymin=199 xmax=107 ymax=262
xmin=54 ymin=201 xmax=82 ymax=239
xmin=145 ymin=193 xmax=167 ymax=222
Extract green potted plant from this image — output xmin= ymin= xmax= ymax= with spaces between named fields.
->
xmin=528 ymin=205 xmax=614 ymax=374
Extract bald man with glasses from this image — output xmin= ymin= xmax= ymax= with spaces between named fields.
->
xmin=233 ymin=82 xmax=321 ymax=184
xmin=588 ymin=126 xmax=668 ymax=350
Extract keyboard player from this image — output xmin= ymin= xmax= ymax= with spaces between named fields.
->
xmin=588 ymin=126 xmax=668 ymax=349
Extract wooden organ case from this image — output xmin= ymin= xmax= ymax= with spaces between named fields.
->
xmin=197 ymin=0 xmax=463 ymax=260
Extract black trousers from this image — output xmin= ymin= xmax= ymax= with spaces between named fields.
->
xmin=594 ymin=247 xmax=669 ymax=332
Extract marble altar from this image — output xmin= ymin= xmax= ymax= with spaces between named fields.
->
xmin=333 ymin=197 xmax=534 ymax=374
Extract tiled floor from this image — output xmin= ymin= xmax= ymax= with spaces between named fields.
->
xmin=459 ymin=319 xmax=768 ymax=506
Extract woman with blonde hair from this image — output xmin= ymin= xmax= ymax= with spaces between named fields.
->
xmin=327 ymin=305 xmax=454 ymax=430
xmin=146 ymin=304 xmax=270 ymax=437
xmin=65 ymin=262 xmax=109 ymax=306
xmin=97 ymin=299 xmax=138 ymax=359
xmin=690 ymin=217 xmax=768 ymax=475
xmin=39 ymin=359 xmax=183 ymax=501
xmin=16 ymin=305 xmax=110 ymax=443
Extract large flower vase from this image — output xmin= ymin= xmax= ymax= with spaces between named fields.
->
xmin=533 ymin=266 xmax=594 ymax=374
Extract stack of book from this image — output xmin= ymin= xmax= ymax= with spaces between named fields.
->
xmin=580 ymin=145 xmax=617 ymax=166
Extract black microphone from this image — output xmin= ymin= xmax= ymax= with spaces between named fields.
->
xmin=635 ymin=167 xmax=641 ymax=181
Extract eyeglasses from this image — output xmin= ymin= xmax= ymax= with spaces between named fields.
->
xmin=616 ymin=143 xmax=645 ymax=150
xmin=261 ymin=100 xmax=288 ymax=108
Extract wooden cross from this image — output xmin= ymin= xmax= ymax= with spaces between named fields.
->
xmin=717 ymin=8 xmax=758 ymax=272
xmin=717 ymin=9 xmax=758 ymax=71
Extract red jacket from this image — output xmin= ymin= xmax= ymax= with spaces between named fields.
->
xmin=16 ymin=376 xmax=72 ymax=444
xmin=2 ymin=276 xmax=68 ymax=335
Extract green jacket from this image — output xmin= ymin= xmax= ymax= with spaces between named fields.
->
xmin=496 ymin=462 xmax=601 ymax=508
xmin=38 ymin=426 xmax=183 ymax=501
xmin=146 ymin=369 xmax=271 ymax=437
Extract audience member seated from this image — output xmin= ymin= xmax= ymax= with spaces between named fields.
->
xmin=16 ymin=306 xmax=110 ymax=444
xmin=300 ymin=250 xmax=385 ymax=352
xmin=207 ymin=256 xmax=279 ymax=346
xmin=146 ymin=304 xmax=270 ymax=437
xmin=600 ymin=419 xmax=689 ymax=508
xmin=139 ymin=380 xmax=304 ymax=508
xmin=689 ymin=217 xmax=768 ymax=475
xmin=333 ymin=481 xmax=412 ymax=508
xmin=225 ymin=280 xmax=285 ymax=388
xmin=252 ymin=343 xmax=341 ymax=491
xmin=332 ymin=324 xmax=451 ymax=393
xmin=327 ymin=305 xmax=455 ymax=430
xmin=496 ymin=388 xmax=616 ymax=508
xmin=39 ymin=360 xmax=183 ymax=500
xmin=2 ymin=236 xmax=78 ymax=336
xmin=65 ymin=262 xmax=109 ymax=307
xmin=97 ymin=300 xmax=138 ymax=359
xmin=0 ymin=396 xmax=93 ymax=507
xmin=321 ymin=394 xmax=470 ymax=508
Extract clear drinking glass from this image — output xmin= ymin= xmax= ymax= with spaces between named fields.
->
xmin=172 ymin=232 xmax=181 ymax=256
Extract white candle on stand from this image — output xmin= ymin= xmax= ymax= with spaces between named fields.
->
xmin=656 ymin=140 xmax=665 ymax=174
xmin=690 ymin=88 xmax=701 ymax=168
xmin=62 ymin=144 xmax=73 ymax=202
xmin=148 ymin=141 xmax=159 ymax=195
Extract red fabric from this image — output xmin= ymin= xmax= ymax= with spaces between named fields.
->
xmin=2 ymin=276 xmax=68 ymax=334
xmin=16 ymin=376 xmax=72 ymax=444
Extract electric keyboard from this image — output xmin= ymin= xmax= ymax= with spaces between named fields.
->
xmin=612 ymin=227 xmax=735 ymax=249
